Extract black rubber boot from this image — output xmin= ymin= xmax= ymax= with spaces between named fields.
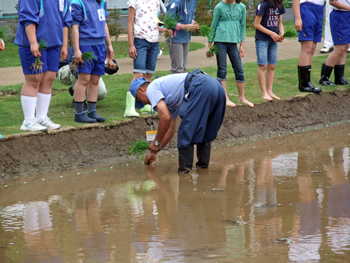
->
xmin=87 ymin=109 xmax=105 ymax=122
xmin=298 ymin=65 xmax=322 ymax=93
xmin=334 ymin=64 xmax=350 ymax=85
xmin=319 ymin=63 xmax=336 ymax=86
xmin=178 ymin=145 xmax=194 ymax=173
xmin=196 ymin=142 xmax=211 ymax=169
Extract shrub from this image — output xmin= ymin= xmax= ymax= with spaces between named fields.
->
xmin=107 ymin=8 xmax=126 ymax=41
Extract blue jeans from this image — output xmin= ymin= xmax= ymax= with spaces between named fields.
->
xmin=215 ymin=42 xmax=245 ymax=83
xmin=133 ymin=38 xmax=159 ymax=74
xmin=255 ymin=40 xmax=278 ymax=65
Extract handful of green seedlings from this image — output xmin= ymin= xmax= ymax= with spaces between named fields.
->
xmin=71 ymin=51 xmax=97 ymax=71
xmin=282 ymin=29 xmax=298 ymax=40
xmin=128 ymin=139 xmax=150 ymax=160
xmin=33 ymin=40 xmax=48 ymax=73
xmin=198 ymin=24 xmax=214 ymax=42
xmin=0 ymin=26 xmax=8 ymax=41
xmin=164 ymin=13 xmax=180 ymax=30
xmin=207 ymin=45 xmax=218 ymax=56
xmin=198 ymin=24 xmax=217 ymax=57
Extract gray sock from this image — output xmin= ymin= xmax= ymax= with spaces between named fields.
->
xmin=74 ymin=101 xmax=85 ymax=113
xmin=87 ymin=101 xmax=97 ymax=112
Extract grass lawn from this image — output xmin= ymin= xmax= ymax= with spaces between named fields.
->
xmin=0 ymin=41 xmax=205 ymax=68
xmin=1 ymin=53 xmax=349 ymax=136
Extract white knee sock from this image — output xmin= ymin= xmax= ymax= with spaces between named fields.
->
xmin=21 ymin=95 xmax=37 ymax=122
xmin=36 ymin=92 xmax=51 ymax=120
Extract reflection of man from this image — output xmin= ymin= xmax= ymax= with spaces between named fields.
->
xmin=130 ymin=69 xmax=226 ymax=172
xmin=56 ymin=46 xmax=119 ymax=101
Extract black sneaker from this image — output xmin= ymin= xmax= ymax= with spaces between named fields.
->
xmin=68 ymin=86 xmax=74 ymax=96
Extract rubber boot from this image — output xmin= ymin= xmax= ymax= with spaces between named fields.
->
xmin=74 ymin=112 xmax=97 ymax=123
xmin=298 ymin=65 xmax=322 ymax=93
xmin=124 ymin=91 xmax=139 ymax=117
xmin=178 ymin=145 xmax=194 ymax=173
xmin=87 ymin=109 xmax=105 ymax=122
xmin=334 ymin=64 xmax=350 ymax=85
xmin=319 ymin=63 xmax=336 ymax=86
xmin=196 ymin=142 xmax=211 ymax=169
xmin=140 ymin=104 xmax=153 ymax=114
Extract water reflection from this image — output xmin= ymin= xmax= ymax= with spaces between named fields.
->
xmin=1 ymin=124 xmax=350 ymax=262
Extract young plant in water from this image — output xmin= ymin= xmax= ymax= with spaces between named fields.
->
xmin=128 ymin=139 xmax=150 ymax=160
xmin=33 ymin=40 xmax=48 ymax=73
xmin=71 ymin=51 xmax=97 ymax=71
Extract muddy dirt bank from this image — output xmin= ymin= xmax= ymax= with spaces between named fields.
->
xmin=1 ymin=89 xmax=350 ymax=181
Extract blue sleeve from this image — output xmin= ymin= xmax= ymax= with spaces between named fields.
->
xmin=70 ymin=1 xmax=84 ymax=25
xmin=256 ymin=2 xmax=267 ymax=16
xmin=63 ymin=0 xmax=72 ymax=27
xmin=105 ymin=1 xmax=109 ymax=19
xmin=18 ymin=0 xmax=40 ymax=27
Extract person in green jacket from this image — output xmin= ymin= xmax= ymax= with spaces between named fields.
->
xmin=207 ymin=0 xmax=253 ymax=108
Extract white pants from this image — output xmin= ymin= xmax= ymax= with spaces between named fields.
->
xmin=56 ymin=65 xmax=107 ymax=101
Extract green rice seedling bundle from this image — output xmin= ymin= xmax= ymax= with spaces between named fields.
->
xmin=71 ymin=51 xmax=97 ymax=71
xmin=199 ymin=24 xmax=214 ymax=42
xmin=283 ymin=29 xmax=298 ymax=40
xmin=207 ymin=45 xmax=218 ymax=56
xmin=164 ymin=13 xmax=180 ymax=30
xmin=128 ymin=139 xmax=150 ymax=160
xmin=33 ymin=40 xmax=48 ymax=73
xmin=0 ymin=26 xmax=8 ymax=41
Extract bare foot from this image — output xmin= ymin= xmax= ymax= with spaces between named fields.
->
xmin=239 ymin=98 xmax=254 ymax=108
xmin=268 ymin=92 xmax=280 ymax=100
xmin=262 ymin=94 xmax=273 ymax=101
xmin=226 ymin=99 xmax=236 ymax=107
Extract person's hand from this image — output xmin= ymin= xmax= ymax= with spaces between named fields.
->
xmin=145 ymin=151 xmax=156 ymax=165
xmin=74 ymin=49 xmax=83 ymax=64
xmin=60 ymin=45 xmax=68 ymax=61
xmin=206 ymin=49 xmax=213 ymax=58
xmin=270 ymin=32 xmax=281 ymax=42
xmin=129 ymin=44 xmax=137 ymax=60
xmin=0 ymin=39 xmax=5 ymax=51
xmin=30 ymin=42 xmax=40 ymax=57
xmin=239 ymin=45 xmax=245 ymax=58
xmin=295 ymin=18 xmax=303 ymax=32
xmin=149 ymin=141 xmax=161 ymax=154
xmin=188 ymin=22 xmax=199 ymax=32
xmin=164 ymin=29 xmax=173 ymax=39
xmin=106 ymin=45 xmax=114 ymax=61
xmin=105 ymin=59 xmax=117 ymax=71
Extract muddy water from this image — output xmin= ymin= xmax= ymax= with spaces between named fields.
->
xmin=1 ymin=124 xmax=350 ymax=262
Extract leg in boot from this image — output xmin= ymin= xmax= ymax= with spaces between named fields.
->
xmin=74 ymin=101 xmax=96 ymax=123
xmin=178 ymin=145 xmax=194 ymax=173
xmin=196 ymin=142 xmax=211 ymax=169
xmin=298 ymin=65 xmax=322 ymax=93
xmin=87 ymin=101 xmax=105 ymax=122
xmin=124 ymin=91 xmax=140 ymax=117
xmin=334 ymin=65 xmax=350 ymax=85
xmin=319 ymin=63 xmax=336 ymax=86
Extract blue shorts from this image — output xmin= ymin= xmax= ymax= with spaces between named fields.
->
xmin=19 ymin=45 xmax=60 ymax=74
xmin=330 ymin=10 xmax=350 ymax=45
xmin=133 ymin=38 xmax=159 ymax=74
xmin=298 ymin=3 xmax=323 ymax=42
xmin=255 ymin=40 xmax=278 ymax=65
xmin=77 ymin=45 xmax=105 ymax=76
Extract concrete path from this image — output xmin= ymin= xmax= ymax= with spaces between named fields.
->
xmin=0 ymin=35 xmax=327 ymax=86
